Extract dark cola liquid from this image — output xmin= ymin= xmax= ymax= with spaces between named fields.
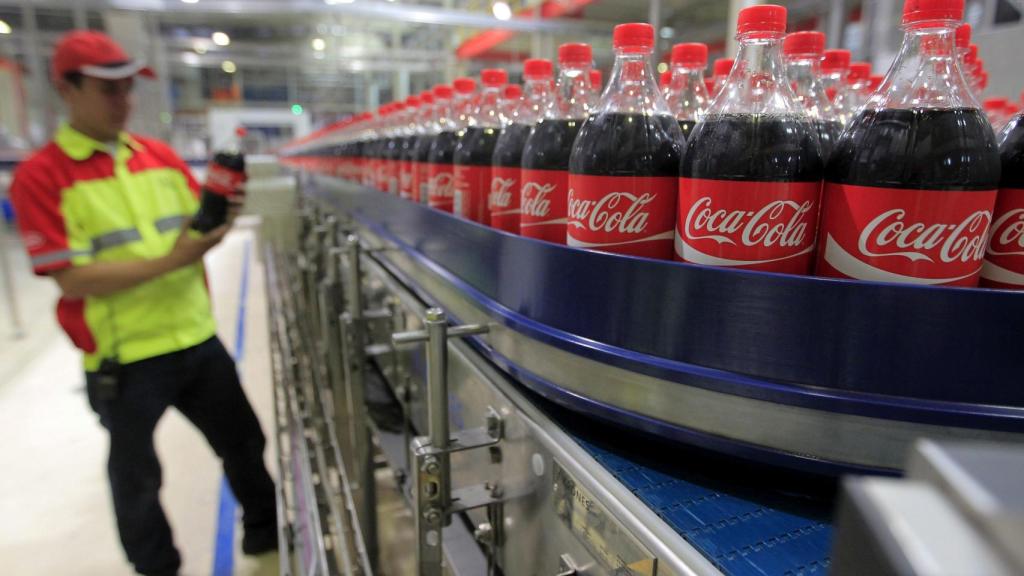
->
xmin=827 ymin=108 xmax=999 ymax=190
xmin=454 ymin=126 xmax=502 ymax=166
xmin=998 ymin=113 xmax=1023 ymax=188
xmin=570 ymin=113 xmax=681 ymax=176
xmin=413 ymin=134 xmax=435 ymax=165
xmin=427 ymin=131 xmax=459 ymax=165
xmin=682 ymin=113 xmax=823 ymax=181
xmin=523 ymin=118 xmax=584 ymax=170
xmin=492 ymin=123 xmax=532 ymax=168
xmin=678 ymin=119 xmax=696 ymax=140
xmin=816 ymin=119 xmax=843 ymax=161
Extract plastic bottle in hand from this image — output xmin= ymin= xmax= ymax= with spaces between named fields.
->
xmin=191 ymin=131 xmax=246 ymax=233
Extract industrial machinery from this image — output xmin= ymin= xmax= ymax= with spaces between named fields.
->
xmin=259 ymin=159 xmax=1024 ymax=576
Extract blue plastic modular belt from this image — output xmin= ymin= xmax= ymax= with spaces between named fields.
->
xmin=578 ymin=440 xmax=833 ymax=576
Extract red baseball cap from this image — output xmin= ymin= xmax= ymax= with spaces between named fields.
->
xmin=51 ymin=30 xmax=155 ymax=83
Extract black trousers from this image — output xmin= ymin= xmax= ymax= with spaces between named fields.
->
xmin=86 ymin=336 xmax=276 ymax=575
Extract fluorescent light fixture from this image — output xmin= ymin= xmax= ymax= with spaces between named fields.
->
xmin=182 ymin=52 xmax=201 ymax=66
xmin=492 ymin=1 xmax=512 ymax=21
xmin=181 ymin=0 xmax=199 ymax=4
xmin=325 ymin=0 xmax=355 ymax=4
xmin=0 ymin=19 xmax=11 ymax=35
xmin=312 ymin=37 xmax=326 ymax=51
xmin=221 ymin=60 xmax=237 ymax=73
xmin=193 ymin=41 xmax=208 ymax=54
xmin=212 ymin=31 xmax=230 ymax=46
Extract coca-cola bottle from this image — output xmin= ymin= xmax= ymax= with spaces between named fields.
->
xmin=659 ymin=70 xmax=672 ymax=100
xmin=363 ymin=107 xmax=384 ymax=189
xmin=784 ymin=31 xmax=842 ymax=159
xmin=522 ymin=44 xmax=595 ymax=244
xmin=427 ymin=79 xmax=475 ymax=211
xmin=590 ymin=69 xmax=603 ymax=96
xmin=677 ymin=4 xmax=824 ymax=273
xmin=414 ymin=85 xmax=451 ymax=205
xmin=816 ymin=0 xmax=1000 ymax=286
xmin=501 ymin=84 xmax=522 ymax=118
xmin=665 ymin=42 xmax=710 ymax=139
xmin=358 ymin=112 xmax=377 ymax=188
xmin=568 ymin=24 xmax=682 ymax=259
xmin=491 ymin=59 xmax=553 ymax=233
xmin=454 ymin=69 xmax=507 ymax=224
xmin=821 ymin=48 xmax=851 ymax=103
xmin=711 ymin=57 xmax=734 ymax=97
xmin=981 ymin=111 xmax=1024 ymax=288
xmin=984 ymin=97 xmax=1011 ymax=130
xmin=398 ymin=95 xmax=421 ymax=200
xmin=405 ymin=91 xmax=434 ymax=203
xmin=833 ymin=62 xmax=872 ymax=122
xmin=191 ymin=146 xmax=246 ymax=232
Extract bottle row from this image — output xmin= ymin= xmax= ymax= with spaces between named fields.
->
xmin=282 ymin=0 xmax=1023 ymax=290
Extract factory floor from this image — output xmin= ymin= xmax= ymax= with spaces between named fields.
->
xmin=0 ymin=219 xmax=415 ymax=576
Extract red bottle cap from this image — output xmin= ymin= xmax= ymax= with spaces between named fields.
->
xmin=660 ymin=70 xmax=671 ymax=87
xmin=612 ymin=23 xmax=655 ymax=52
xmin=713 ymin=57 xmax=734 ymax=77
xmin=558 ymin=43 xmax=593 ymax=65
xmin=704 ymin=77 xmax=715 ymax=93
xmin=481 ymin=68 xmax=508 ymax=87
xmin=964 ymin=44 xmax=978 ymax=64
xmin=983 ymin=96 xmax=1010 ymax=110
xmin=406 ymin=96 xmax=421 ymax=107
xmin=902 ymin=0 xmax=964 ymax=25
xmin=783 ymin=31 xmax=825 ymax=56
xmin=453 ymin=77 xmax=477 ymax=93
xmin=523 ymin=58 xmax=553 ymax=79
xmin=420 ymin=91 xmax=435 ymax=104
xmin=671 ymin=42 xmax=708 ymax=67
xmin=503 ymin=84 xmax=522 ymax=99
xmin=822 ymin=49 xmax=851 ymax=71
xmin=868 ymin=74 xmax=884 ymax=91
xmin=955 ymin=23 xmax=971 ymax=48
xmin=847 ymin=62 xmax=871 ymax=82
xmin=736 ymin=4 xmax=787 ymax=36
xmin=433 ymin=84 xmax=454 ymax=99
xmin=392 ymin=102 xmax=406 ymax=111
xmin=590 ymin=69 xmax=602 ymax=88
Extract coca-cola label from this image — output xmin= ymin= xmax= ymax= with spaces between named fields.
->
xmin=566 ymin=174 xmax=677 ymax=259
xmin=489 ymin=166 xmax=521 ymax=234
xmin=453 ymin=163 xmax=491 ymax=225
xmin=520 ymin=169 xmax=569 ymax=244
xmin=427 ymin=164 xmax=455 ymax=212
xmin=205 ymin=162 xmax=246 ymax=197
xmin=677 ymin=178 xmax=822 ymax=274
xmin=816 ymin=183 xmax=997 ymax=286
xmin=981 ymin=187 xmax=1024 ymax=289
xmin=399 ymin=161 xmax=415 ymax=199
xmin=416 ymin=162 xmax=431 ymax=204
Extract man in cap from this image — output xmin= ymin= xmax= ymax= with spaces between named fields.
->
xmin=8 ymin=30 xmax=276 ymax=576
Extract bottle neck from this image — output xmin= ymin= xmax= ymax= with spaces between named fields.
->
xmin=714 ymin=33 xmax=800 ymax=116
xmin=666 ymin=64 xmax=710 ymax=121
xmin=820 ymin=68 xmax=847 ymax=93
xmin=550 ymin=63 xmax=594 ymax=120
xmin=521 ymin=77 xmax=553 ymax=125
xmin=472 ymin=85 xmax=503 ymax=128
xmin=433 ymin=98 xmax=454 ymax=133
xmin=453 ymin=93 xmax=475 ymax=130
xmin=786 ymin=56 xmax=833 ymax=119
xmin=599 ymin=50 xmax=670 ymax=116
xmin=869 ymin=22 xmax=978 ymax=111
xmin=417 ymin=105 xmax=433 ymax=134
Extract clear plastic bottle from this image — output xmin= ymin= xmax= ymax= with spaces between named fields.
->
xmin=784 ymin=31 xmax=842 ymax=159
xmin=567 ymin=24 xmax=682 ymax=259
xmin=521 ymin=44 xmax=595 ymax=244
xmin=677 ymin=4 xmax=824 ymax=273
xmin=659 ymin=70 xmax=672 ymax=100
xmin=427 ymin=80 xmax=472 ymax=212
xmin=454 ymin=69 xmax=506 ymax=224
xmin=665 ymin=42 xmax=711 ymax=140
xmin=590 ymin=69 xmax=603 ymax=97
xmin=981 ymin=110 xmax=1024 ymax=288
xmin=407 ymin=90 xmax=435 ymax=203
xmin=821 ymin=48 xmax=851 ymax=113
xmin=816 ymin=0 xmax=999 ymax=286
xmin=491 ymin=59 xmax=553 ymax=233
xmin=398 ymin=96 xmax=420 ymax=200
xmin=711 ymin=57 xmax=734 ymax=98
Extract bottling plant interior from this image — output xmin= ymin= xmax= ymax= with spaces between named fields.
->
xmin=1 ymin=1 xmax=1023 ymax=575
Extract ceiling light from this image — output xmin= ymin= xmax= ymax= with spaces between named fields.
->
xmin=193 ymin=41 xmax=208 ymax=54
xmin=492 ymin=1 xmax=512 ymax=21
xmin=181 ymin=0 xmax=199 ymax=4
xmin=325 ymin=0 xmax=355 ymax=4
xmin=212 ymin=31 xmax=230 ymax=46
xmin=312 ymin=37 xmax=326 ymax=51
xmin=221 ymin=60 xmax=237 ymax=73
xmin=0 ymin=19 xmax=12 ymax=35
xmin=182 ymin=52 xmax=201 ymax=66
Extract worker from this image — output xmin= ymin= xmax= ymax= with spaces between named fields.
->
xmin=8 ymin=31 xmax=276 ymax=576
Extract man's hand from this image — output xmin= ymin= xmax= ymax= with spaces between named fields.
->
xmin=166 ymin=219 xmax=229 ymax=268
xmin=225 ymin=194 xmax=245 ymax=227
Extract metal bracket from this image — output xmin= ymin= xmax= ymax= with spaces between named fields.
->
xmin=392 ymin=308 xmax=506 ymax=576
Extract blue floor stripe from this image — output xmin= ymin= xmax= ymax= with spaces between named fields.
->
xmin=212 ymin=239 xmax=253 ymax=576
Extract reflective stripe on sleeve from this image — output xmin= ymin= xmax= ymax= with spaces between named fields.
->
xmin=91 ymin=228 xmax=143 ymax=252
xmin=31 ymin=249 xmax=92 ymax=267
xmin=154 ymin=214 xmax=187 ymax=233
